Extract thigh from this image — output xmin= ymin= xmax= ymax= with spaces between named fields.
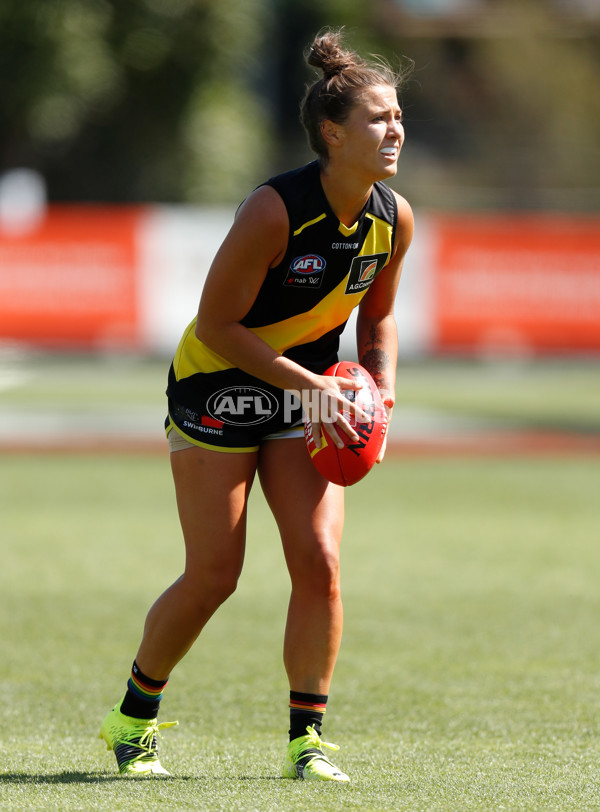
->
xmin=257 ymin=438 xmax=345 ymax=568
xmin=171 ymin=445 xmax=258 ymax=575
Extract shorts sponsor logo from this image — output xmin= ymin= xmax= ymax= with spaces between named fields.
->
xmin=345 ymin=253 xmax=388 ymax=294
xmin=172 ymin=405 xmax=226 ymax=436
xmin=201 ymin=414 xmax=224 ymax=429
xmin=207 ymin=386 xmax=279 ymax=426
xmin=182 ymin=419 xmax=223 ymax=436
xmin=285 ymin=254 xmax=326 ymax=288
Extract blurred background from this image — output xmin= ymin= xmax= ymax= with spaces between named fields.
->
xmin=0 ymin=0 xmax=599 ymax=451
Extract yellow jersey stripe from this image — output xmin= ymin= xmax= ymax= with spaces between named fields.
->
xmin=338 ymin=220 xmax=359 ymax=236
xmin=293 ymin=213 xmax=327 ymax=236
xmin=172 ymin=213 xmax=393 ymax=379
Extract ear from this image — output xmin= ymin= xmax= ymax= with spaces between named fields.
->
xmin=320 ymin=119 xmax=344 ymax=148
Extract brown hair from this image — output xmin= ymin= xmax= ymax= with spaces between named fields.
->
xmin=300 ymin=28 xmax=410 ymax=162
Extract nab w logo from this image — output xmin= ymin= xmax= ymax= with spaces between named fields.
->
xmin=285 ymin=254 xmax=326 ymax=289
xmin=345 ymin=253 xmax=388 ymax=294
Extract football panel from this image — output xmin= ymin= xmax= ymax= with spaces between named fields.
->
xmin=304 ymin=362 xmax=387 ymax=487
xmin=304 ymin=419 xmax=347 ymax=486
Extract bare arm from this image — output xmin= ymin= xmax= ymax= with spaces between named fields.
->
xmin=196 ymin=185 xmax=304 ymax=389
xmin=356 ymin=192 xmax=414 ymax=459
xmin=195 ymin=185 xmax=367 ymax=446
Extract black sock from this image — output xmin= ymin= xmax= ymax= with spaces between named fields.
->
xmin=289 ymin=691 xmax=328 ymax=741
xmin=119 ymin=660 xmax=169 ymax=720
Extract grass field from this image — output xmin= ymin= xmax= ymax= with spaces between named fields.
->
xmin=1 ymin=354 xmax=600 ymax=447
xmin=2 ymin=446 xmax=600 ymax=810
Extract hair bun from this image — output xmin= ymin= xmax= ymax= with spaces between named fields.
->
xmin=307 ymin=30 xmax=360 ymax=79
xmin=301 ymin=27 xmax=410 ymax=163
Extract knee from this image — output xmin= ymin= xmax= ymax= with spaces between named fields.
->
xmin=183 ymin=563 xmax=241 ymax=611
xmin=207 ymin=568 xmax=240 ymax=605
xmin=289 ymin=540 xmax=341 ymax=600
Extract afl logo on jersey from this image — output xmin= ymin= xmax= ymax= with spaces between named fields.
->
xmin=207 ymin=386 xmax=279 ymax=426
xmin=285 ymin=254 xmax=326 ymax=289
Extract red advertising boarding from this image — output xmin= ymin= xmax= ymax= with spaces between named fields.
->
xmin=0 ymin=206 xmax=144 ymax=349
xmin=432 ymin=215 xmax=600 ymax=354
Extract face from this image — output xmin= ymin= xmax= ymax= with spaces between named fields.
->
xmin=325 ymin=84 xmax=405 ymax=182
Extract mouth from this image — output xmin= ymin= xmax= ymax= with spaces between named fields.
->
xmin=379 ymin=147 xmax=398 ymax=160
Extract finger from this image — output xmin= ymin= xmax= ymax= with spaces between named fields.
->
xmin=346 ymin=401 xmax=371 ymax=425
xmin=318 ymin=387 xmax=370 ymax=426
xmin=332 ymin=375 xmax=363 ymax=391
xmin=376 ymin=422 xmax=389 ymax=464
xmin=311 ymin=418 xmax=323 ymax=449
xmin=376 ymin=434 xmax=388 ymax=463
xmin=334 ymin=410 xmax=361 ymax=443
xmin=334 ymin=388 xmax=371 ymax=424
xmin=334 ymin=396 xmax=370 ymax=428
xmin=381 ymin=392 xmax=395 ymax=408
xmin=322 ymin=419 xmax=346 ymax=449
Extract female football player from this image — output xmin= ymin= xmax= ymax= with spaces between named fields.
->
xmin=100 ymin=27 xmax=414 ymax=782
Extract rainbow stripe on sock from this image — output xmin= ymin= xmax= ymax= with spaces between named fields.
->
xmin=128 ymin=663 xmax=168 ymax=704
xmin=289 ymin=697 xmax=327 ymax=714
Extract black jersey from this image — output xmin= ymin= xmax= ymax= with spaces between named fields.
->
xmin=166 ymin=161 xmax=397 ymax=447
xmin=170 ymin=161 xmax=397 ymax=380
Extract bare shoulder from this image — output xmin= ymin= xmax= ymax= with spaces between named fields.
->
xmin=223 ymin=183 xmax=289 ymax=268
xmin=391 ymin=190 xmax=414 ymax=254
xmin=234 ymin=184 xmax=288 ymax=231
xmin=392 ymin=190 xmax=414 ymax=231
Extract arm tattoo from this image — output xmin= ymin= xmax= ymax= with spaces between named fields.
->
xmin=359 ymin=325 xmax=391 ymax=390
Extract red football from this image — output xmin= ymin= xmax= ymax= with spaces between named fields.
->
xmin=304 ymin=361 xmax=387 ymax=487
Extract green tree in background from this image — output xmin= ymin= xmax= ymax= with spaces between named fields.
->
xmin=0 ymin=0 xmax=272 ymax=203
xmin=1 ymin=0 xmax=598 ymax=208
xmin=374 ymin=0 xmax=600 ymax=210
xmin=0 ymin=0 xmax=366 ymax=203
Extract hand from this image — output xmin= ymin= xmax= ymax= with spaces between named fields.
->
xmin=376 ymin=391 xmax=395 ymax=464
xmin=302 ymin=375 xmax=371 ymax=450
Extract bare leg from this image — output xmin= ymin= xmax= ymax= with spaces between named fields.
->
xmin=258 ymin=438 xmax=345 ymax=695
xmin=135 ymin=445 xmax=258 ymax=679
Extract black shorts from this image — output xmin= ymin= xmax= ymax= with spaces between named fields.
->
xmin=165 ymin=368 xmax=304 ymax=452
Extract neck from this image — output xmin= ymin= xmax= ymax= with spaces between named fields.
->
xmin=319 ymin=164 xmax=373 ymax=229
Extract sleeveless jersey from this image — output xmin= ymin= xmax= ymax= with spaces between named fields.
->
xmin=167 ymin=161 xmax=397 ymax=427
